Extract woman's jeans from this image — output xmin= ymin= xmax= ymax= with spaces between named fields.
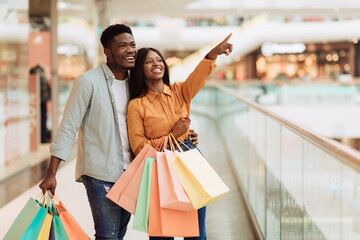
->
xmin=150 ymin=137 xmax=207 ymax=240
xmin=82 ymin=175 xmax=131 ymax=240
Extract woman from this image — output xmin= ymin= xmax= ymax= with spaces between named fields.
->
xmin=127 ymin=34 xmax=232 ymax=240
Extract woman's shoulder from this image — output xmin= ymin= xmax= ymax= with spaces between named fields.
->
xmin=129 ymin=97 xmax=142 ymax=104
xmin=169 ymin=81 xmax=182 ymax=90
xmin=169 ymin=81 xmax=185 ymax=96
xmin=128 ymin=96 xmax=146 ymax=108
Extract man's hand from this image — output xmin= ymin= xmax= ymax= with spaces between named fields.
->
xmin=206 ymin=33 xmax=233 ymax=60
xmin=171 ymin=116 xmax=191 ymax=139
xmin=189 ymin=129 xmax=198 ymax=147
xmin=39 ymin=156 xmax=62 ymax=195
xmin=39 ymin=174 xmax=57 ymax=195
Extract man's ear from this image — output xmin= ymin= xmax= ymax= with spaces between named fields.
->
xmin=104 ymin=48 xmax=111 ymax=58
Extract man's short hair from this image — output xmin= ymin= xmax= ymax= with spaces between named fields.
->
xmin=100 ymin=24 xmax=133 ymax=48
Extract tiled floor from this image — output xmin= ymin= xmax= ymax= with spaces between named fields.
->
xmin=0 ymin=114 xmax=255 ymax=240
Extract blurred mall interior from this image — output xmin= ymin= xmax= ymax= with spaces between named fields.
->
xmin=2 ymin=0 xmax=360 ymax=239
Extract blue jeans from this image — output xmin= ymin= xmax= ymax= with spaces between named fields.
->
xmin=149 ymin=138 xmax=207 ymax=240
xmin=82 ymin=175 xmax=131 ymax=240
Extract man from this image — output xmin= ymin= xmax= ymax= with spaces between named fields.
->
xmin=39 ymin=24 xmax=198 ymax=240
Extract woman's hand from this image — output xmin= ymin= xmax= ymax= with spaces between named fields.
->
xmin=171 ymin=116 xmax=191 ymax=139
xmin=206 ymin=33 xmax=233 ymax=60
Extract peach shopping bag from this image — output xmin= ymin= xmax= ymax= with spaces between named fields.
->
xmin=106 ymin=144 xmax=157 ymax=214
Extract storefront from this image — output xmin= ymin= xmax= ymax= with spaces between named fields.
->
xmin=0 ymin=0 xmax=30 ymax=167
xmin=256 ymin=41 xmax=355 ymax=81
xmin=215 ymin=41 xmax=357 ymax=82
xmin=0 ymin=0 xmax=99 ymax=170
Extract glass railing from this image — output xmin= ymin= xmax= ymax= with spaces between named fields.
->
xmin=192 ymin=83 xmax=360 ymax=239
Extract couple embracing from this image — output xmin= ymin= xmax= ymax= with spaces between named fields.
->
xmin=39 ymin=24 xmax=232 ymax=240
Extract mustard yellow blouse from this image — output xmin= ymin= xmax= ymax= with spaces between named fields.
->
xmin=127 ymin=58 xmax=216 ymax=156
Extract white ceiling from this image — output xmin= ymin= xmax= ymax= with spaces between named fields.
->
xmin=104 ymin=0 xmax=360 ymax=20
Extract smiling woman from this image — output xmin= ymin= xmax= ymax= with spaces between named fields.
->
xmin=126 ymin=34 xmax=232 ymax=239
xmin=127 ymin=34 xmax=232 ymax=156
xmin=143 ymin=50 xmax=166 ymax=90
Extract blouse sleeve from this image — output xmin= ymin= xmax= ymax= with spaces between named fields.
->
xmin=179 ymin=58 xmax=217 ymax=103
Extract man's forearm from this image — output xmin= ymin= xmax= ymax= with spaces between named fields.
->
xmin=46 ymin=155 xmax=63 ymax=176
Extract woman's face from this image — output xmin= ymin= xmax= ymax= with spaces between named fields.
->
xmin=143 ymin=50 xmax=165 ymax=81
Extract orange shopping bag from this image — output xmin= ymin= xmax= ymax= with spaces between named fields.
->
xmin=157 ymin=150 xmax=194 ymax=211
xmin=148 ymin=161 xmax=199 ymax=237
xmin=106 ymin=144 xmax=157 ymax=214
xmin=54 ymin=196 xmax=90 ymax=240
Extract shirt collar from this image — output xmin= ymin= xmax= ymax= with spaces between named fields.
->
xmin=145 ymin=84 xmax=172 ymax=102
xmin=101 ymin=63 xmax=129 ymax=85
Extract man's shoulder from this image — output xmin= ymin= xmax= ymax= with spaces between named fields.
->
xmin=80 ymin=65 xmax=104 ymax=80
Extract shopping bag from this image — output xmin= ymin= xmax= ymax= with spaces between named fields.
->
xmin=157 ymin=150 xmax=194 ymax=211
xmin=36 ymin=212 xmax=53 ymax=240
xmin=49 ymin=219 xmax=56 ymax=240
xmin=3 ymin=198 xmax=42 ymax=240
xmin=106 ymin=144 xmax=157 ymax=214
xmin=52 ymin=215 xmax=69 ymax=240
xmin=132 ymin=157 xmax=156 ymax=233
xmin=148 ymin=161 xmax=199 ymax=237
xmin=47 ymin=192 xmax=69 ymax=240
xmin=19 ymin=206 xmax=47 ymax=240
xmin=54 ymin=196 xmax=90 ymax=240
xmin=20 ymin=191 xmax=58 ymax=240
xmin=172 ymin=148 xmax=230 ymax=209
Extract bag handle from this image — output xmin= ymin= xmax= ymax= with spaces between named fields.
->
xmin=161 ymin=136 xmax=169 ymax=152
xmin=177 ymin=138 xmax=192 ymax=151
xmin=153 ymin=136 xmax=168 ymax=152
xmin=45 ymin=191 xmax=59 ymax=216
xmin=169 ymin=133 xmax=182 ymax=153
xmin=168 ymin=134 xmax=175 ymax=151
xmin=49 ymin=192 xmax=62 ymax=205
xmin=169 ymin=133 xmax=191 ymax=152
xmin=39 ymin=191 xmax=58 ymax=216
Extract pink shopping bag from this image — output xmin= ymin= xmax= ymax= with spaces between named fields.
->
xmin=106 ymin=144 xmax=157 ymax=214
xmin=157 ymin=150 xmax=194 ymax=211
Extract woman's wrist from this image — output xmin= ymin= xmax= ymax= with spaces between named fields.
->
xmin=170 ymin=131 xmax=179 ymax=139
xmin=205 ymin=52 xmax=217 ymax=60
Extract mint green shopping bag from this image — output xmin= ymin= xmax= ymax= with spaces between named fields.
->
xmin=19 ymin=206 xmax=47 ymax=240
xmin=132 ymin=158 xmax=156 ymax=233
xmin=46 ymin=192 xmax=69 ymax=240
xmin=53 ymin=215 xmax=69 ymax=240
xmin=3 ymin=198 xmax=42 ymax=240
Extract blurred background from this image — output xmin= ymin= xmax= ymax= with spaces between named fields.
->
xmin=2 ymin=0 xmax=360 ymax=239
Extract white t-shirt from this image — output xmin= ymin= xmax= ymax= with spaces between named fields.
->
xmin=112 ymin=78 xmax=131 ymax=169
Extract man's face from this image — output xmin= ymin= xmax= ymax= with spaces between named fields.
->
xmin=105 ymin=33 xmax=137 ymax=71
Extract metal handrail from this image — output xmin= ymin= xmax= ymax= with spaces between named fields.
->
xmin=210 ymin=82 xmax=360 ymax=171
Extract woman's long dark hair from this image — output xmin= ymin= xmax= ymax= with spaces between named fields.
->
xmin=129 ymin=47 xmax=170 ymax=100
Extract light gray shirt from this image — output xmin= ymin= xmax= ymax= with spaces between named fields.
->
xmin=50 ymin=63 xmax=130 ymax=182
